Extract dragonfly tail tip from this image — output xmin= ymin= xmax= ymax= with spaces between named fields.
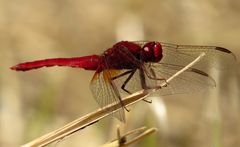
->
xmin=10 ymin=65 xmax=17 ymax=70
xmin=10 ymin=65 xmax=20 ymax=71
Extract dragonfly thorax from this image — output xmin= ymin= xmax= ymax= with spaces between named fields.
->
xmin=99 ymin=41 xmax=163 ymax=71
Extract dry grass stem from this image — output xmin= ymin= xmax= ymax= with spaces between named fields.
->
xmin=22 ymin=90 xmax=149 ymax=147
xmin=101 ymin=127 xmax=157 ymax=147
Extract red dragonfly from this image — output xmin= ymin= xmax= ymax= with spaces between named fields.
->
xmin=11 ymin=41 xmax=236 ymax=122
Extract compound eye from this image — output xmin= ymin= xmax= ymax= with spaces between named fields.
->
xmin=153 ymin=42 xmax=162 ymax=58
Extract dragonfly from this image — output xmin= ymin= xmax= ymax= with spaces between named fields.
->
xmin=11 ymin=41 xmax=236 ymax=122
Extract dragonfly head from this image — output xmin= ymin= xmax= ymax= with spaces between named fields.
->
xmin=141 ymin=42 xmax=163 ymax=62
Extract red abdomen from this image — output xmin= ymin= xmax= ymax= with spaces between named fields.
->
xmin=11 ymin=55 xmax=100 ymax=71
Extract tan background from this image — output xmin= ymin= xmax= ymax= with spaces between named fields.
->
xmin=1 ymin=0 xmax=240 ymax=147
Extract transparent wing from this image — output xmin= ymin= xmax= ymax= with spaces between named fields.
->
xmin=146 ymin=63 xmax=216 ymax=95
xmin=135 ymin=41 xmax=236 ymax=70
xmin=142 ymin=42 xmax=236 ymax=95
xmin=90 ymin=69 xmax=126 ymax=122
xmin=160 ymin=42 xmax=236 ymax=71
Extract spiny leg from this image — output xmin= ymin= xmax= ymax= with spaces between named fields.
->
xmin=120 ymin=69 xmax=137 ymax=94
xmin=111 ymin=69 xmax=137 ymax=94
xmin=109 ymin=77 xmax=130 ymax=112
xmin=110 ymin=69 xmax=137 ymax=111
xmin=143 ymin=99 xmax=152 ymax=103
xmin=111 ymin=69 xmax=133 ymax=94
xmin=111 ymin=69 xmax=133 ymax=80
xmin=138 ymin=68 xmax=152 ymax=103
xmin=148 ymin=67 xmax=168 ymax=87
xmin=144 ymin=67 xmax=168 ymax=86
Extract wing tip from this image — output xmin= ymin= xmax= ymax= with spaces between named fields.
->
xmin=215 ymin=47 xmax=232 ymax=53
xmin=215 ymin=47 xmax=237 ymax=61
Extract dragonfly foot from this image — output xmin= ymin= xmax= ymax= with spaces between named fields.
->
xmin=162 ymin=79 xmax=169 ymax=87
xmin=124 ymin=106 xmax=130 ymax=112
xmin=143 ymin=99 xmax=152 ymax=103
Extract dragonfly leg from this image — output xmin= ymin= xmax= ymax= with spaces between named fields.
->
xmin=125 ymin=106 xmax=130 ymax=112
xmin=147 ymin=67 xmax=167 ymax=81
xmin=139 ymin=67 xmax=154 ymax=104
xmin=111 ymin=70 xmax=133 ymax=80
xmin=109 ymin=75 xmax=130 ymax=112
xmin=147 ymin=67 xmax=169 ymax=87
xmin=111 ymin=69 xmax=137 ymax=94
xmin=120 ymin=69 xmax=137 ymax=94
xmin=143 ymin=99 xmax=152 ymax=103
xmin=121 ymin=87 xmax=131 ymax=94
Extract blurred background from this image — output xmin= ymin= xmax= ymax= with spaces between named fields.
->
xmin=0 ymin=0 xmax=240 ymax=146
